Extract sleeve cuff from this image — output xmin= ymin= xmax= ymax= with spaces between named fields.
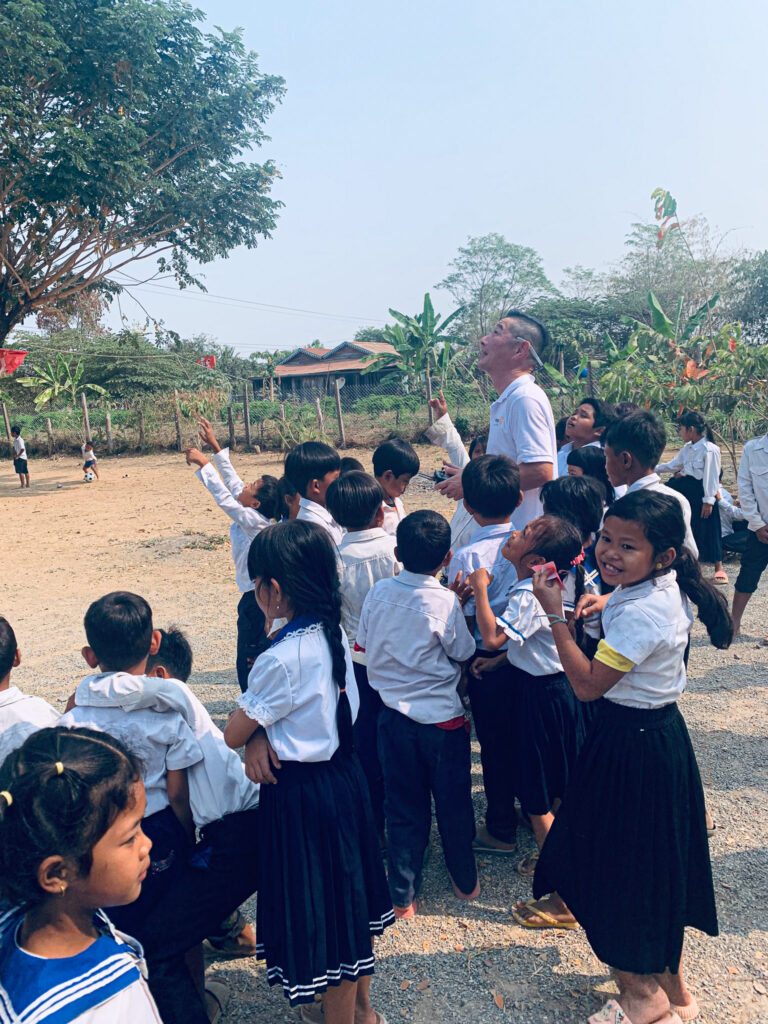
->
xmin=237 ymin=690 xmax=277 ymax=726
xmin=594 ymin=640 xmax=635 ymax=672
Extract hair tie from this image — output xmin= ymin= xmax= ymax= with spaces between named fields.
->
xmin=571 ymin=549 xmax=585 ymax=567
xmin=339 ymin=687 xmax=346 ymax=694
xmin=54 ymin=762 xmax=64 ymax=775
xmin=0 ymin=791 xmax=12 ymax=807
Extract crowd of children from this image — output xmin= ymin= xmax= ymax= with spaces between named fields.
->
xmin=2 ymin=392 xmax=768 ymax=1024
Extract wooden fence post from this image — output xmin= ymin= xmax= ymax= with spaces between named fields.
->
xmin=137 ymin=408 xmax=145 ymax=449
xmin=425 ymin=358 xmax=434 ymax=425
xmin=45 ymin=417 xmax=54 ymax=457
xmin=279 ymin=403 xmax=286 ymax=421
xmin=243 ymin=383 xmax=252 ymax=449
xmin=80 ymin=392 xmax=92 ymax=442
xmin=334 ymin=378 xmax=345 ymax=448
xmin=227 ymin=406 xmax=235 ymax=450
xmin=105 ymin=411 xmax=114 ymax=454
xmin=314 ymin=395 xmax=324 ymax=433
xmin=173 ymin=391 xmax=183 ymax=452
xmin=1 ymin=402 xmax=11 ymax=449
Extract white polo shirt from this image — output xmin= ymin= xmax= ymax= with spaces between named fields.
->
xmin=596 ymin=572 xmax=693 ymax=709
xmin=380 ymin=496 xmax=406 ymax=537
xmin=238 ymin=619 xmax=359 ymax=763
xmin=624 ymin=473 xmax=698 ymax=558
xmin=0 ymin=687 xmax=59 ymax=766
xmin=297 ymin=497 xmax=344 ymax=545
xmin=449 ymin=522 xmax=517 ymax=647
xmin=337 ymin=528 xmax=400 ymax=662
xmin=12 ymin=436 xmax=25 ymax=459
xmin=357 ymin=571 xmax=475 ymax=725
xmin=487 ymin=374 xmax=556 ymax=529
xmin=657 ymin=437 xmax=721 ymax=504
xmin=73 ymin=672 xmax=260 ymax=826
xmin=737 ymin=434 xmax=768 ymax=531
xmin=496 ymin=577 xmax=563 ymax=676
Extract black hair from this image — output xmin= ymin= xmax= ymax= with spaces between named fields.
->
xmin=84 ymin=591 xmax=153 ymax=671
xmin=284 ymin=441 xmax=341 ymax=498
xmin=523 ymin=516 xmax=586 ymax=638
xmin=83 ymin=441 xmax=94 ymax=448
xmin=247 ymin=521 xmax=353 ymax=754
xmin=276 ymin=475 xmax=298 ymax=520
xmin=372 ymin=438 xmax=420 ymax=479
xmin=462 ymin=455 xmax=520 ymax=519
xmin=555 ymin=416 xmax=568 ymax=444
xmin=253 ymin=474 xmax=280 ymax=520
xmin=540 ymin=476 xmax=604 ymax=543
xmin=396 ymin=510 xmax=450 ymax=574
xmin=605 ymin=410 xmax=666 ymax=469
xmin=340 ymin=456 xmax=365 ymax=475
xmin=468 ymin=435 xmax=488 ymax=459
xmin=605 ymin=491 xmax=733 ymax=648
xmin=145 ymin=627 xmax=193 ymax=682
xmin=576 ymin=397 xmax=615 ymax=438
xmin=326 ymin=471 xmax=385 ymax=530
xmin=10 ymin=425 xmax=20 ymax=436
xmin=614 ymin=401 xmax=640 ymax=419
xmin=504 ymin=309 xmax=551 ymax=354
xmin=567 ymin=445 xmax=615 ymax=505
xmin=0 ymin=617 xmax=18 ymax=681
xmin=677 ymin=409 xmax=715 ymax=442
xmin=0 ymin=727 xmax=143 ymax=909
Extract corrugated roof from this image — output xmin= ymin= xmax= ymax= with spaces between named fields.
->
xmin=275 ymin=355 xmax=395 ymax=378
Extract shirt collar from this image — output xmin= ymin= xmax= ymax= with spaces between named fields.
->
xmin=272 ymin=614 xmax=324 ymax=645
xmin=299 ymin=497 xmax=332 ymax=522
xmin=471 ymin=522 xmax=513 ymax=541
xmin=690 ymin=437 xmax=707 ymax=450
xmin=395 ymin=569 xmax=444 ymax=589
xmin=339 ymin=527 xmax=388 ymax=548
xmin=493 ymin=373 xmax=536 ymax=405
xmin=611 ymin=570 xmax=678 ymax=604
xmin=627 ymin=473 xmax=660 ymax=492
xmin=0 ymin=686 xmax=23 ymax=707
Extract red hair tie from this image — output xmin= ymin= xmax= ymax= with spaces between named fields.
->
xmin=571 ymin=550 xmax=585 ymax=567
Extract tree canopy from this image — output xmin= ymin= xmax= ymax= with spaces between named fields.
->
xmin=0 ymin=0 xmax=285 ymax=344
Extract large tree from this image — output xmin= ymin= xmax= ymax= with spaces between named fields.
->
xmin=0 ymin=0 xmax=284 ymax=344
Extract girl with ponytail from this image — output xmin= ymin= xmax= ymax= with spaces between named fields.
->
xmin=223 ymin=520 xmax=392 ymax=1023
xmin=530 ymin=490 xmax=730 ymax=1024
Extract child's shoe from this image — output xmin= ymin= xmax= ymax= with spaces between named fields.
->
xmin=450 ymin=876 xmax=480 ymax=900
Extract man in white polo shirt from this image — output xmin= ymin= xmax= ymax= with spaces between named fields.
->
xmin=437 ymin=310 xmax=556 ymax=529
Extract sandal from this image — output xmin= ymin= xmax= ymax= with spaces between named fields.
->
xmin=713 ymin=571 xmax=728 ymax=585
xmin=511 ymin=898 xmax=579 ymax=930
xmin=588 ymin=999 xmax=683 ymax=1023
xmin=517 ymin=851 xmax=539 ymax=876
xmin=473 ymin=824 xmax=518 ymax=856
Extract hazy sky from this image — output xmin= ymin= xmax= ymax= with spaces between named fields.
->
xmin=105 ymin=0 xmax=768 ymax=354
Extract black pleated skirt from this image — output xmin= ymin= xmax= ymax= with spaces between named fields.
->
xmin=533 ymin=700 xmax=718 ymax=974
xmin=513 ymin=667 xmax=588 ymax=816
xmin=256 ymin=748 xmax=394 ymax=1006
xmin=666 ymin=475 xmax=722 ymax=563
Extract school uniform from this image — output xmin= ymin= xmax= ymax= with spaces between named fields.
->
xmin=196 ymin=451 xmax=272 ymax=692
xmin=534 ymin=572 xmax=718 ymax=975
xmin=358 ymin=572 xmax=477 ymax=907
xmin=624 ymin=473 xmax=699 ymax=558
xmin=719 ymin=486 xmax=748 ymax=554
xmin=497 ymin=579 xmax=587 ymax=816
xmin=0 ymin=686 xmax=58 ymax=766
xmin=487 ymin=374 xmax=557 ymax=529
xmin=12 ymin=435 xmax=27 ymax=475
xmin=425 ymin=413 xmax=480 ymax=551
xmin=562 ymin=553 xmax=602 ymax=660
xmin=450 ymin=524 xmax=520 ymax=845
xmin=0 ymin=907 xmax=162 ymax=1023
xmin=380 ymin=495 xmax=406 ymax=537
xmin=73 ymin=672 xmax=262 ymax=1024
xmin=657 ymin=438 xmax=722 ymax=562
xmin=734 ymin=435 xmax=768 ymax=592
xmin=337 ymin=528 xmax=401 ymax=834
xmin=237 ymin=617 xmax=392 ymax=1007
xmin=556 ymin=439 xmax=601 ymax=478
xmin=296 ymin=497 xmax=344 ymax=545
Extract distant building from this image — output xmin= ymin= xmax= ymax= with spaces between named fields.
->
xmin=253 ymin=341 xmax=398 ymax=399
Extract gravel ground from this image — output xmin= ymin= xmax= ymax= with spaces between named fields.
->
xmin=2 ymin=449 xmax=766 ymax=1024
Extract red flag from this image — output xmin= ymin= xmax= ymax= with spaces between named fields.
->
xmin=0 ymin=350 xmax=27 ymax=376
xmin=196 ymin=355 xmax=217 ymax=369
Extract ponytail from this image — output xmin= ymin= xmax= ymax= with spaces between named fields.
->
xmin=672 ymin=548 xmax=733 ymax=649
xmin=321 ymin=557 xmax=354 ymax=756
xmin=572 ymin=563 xmax=586 ymax=650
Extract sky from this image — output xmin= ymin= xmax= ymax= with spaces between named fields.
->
xmin=103 ymin=0 xmax=768 ymax=354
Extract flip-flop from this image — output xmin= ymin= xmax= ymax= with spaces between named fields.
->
xmin=669 ymin=997 xmax=700 ymax=1021
xmin=511 ymin=898 xmax=579 ymax=931
xmin=473 ymin=825 xmax=518 ymax=856
xmin=588 ymin=999 xmax=683 ymax=1023
xmin=713 ymin=571 xmax=728 ymax=585
xmin=517 ymin=851 xmax=539 ymax=876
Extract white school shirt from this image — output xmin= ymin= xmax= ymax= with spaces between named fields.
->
xmin=449 ymin=522 xmax=517 ymax=648
xmin=61 ymin=698 xmax=203 ymax=818
xmin=657 ymin=437 xmax=721 ymax=504
xmin=73 ymin=672 xmax=260 ymax=826
xmin=624 ymin=473 xmax=699 ymax=558
xmin=380 ymin=496 xmax=406 ymax=537
xmin=718 ymin=487 xmax=747 ymax=538
xmin=12 ymin=435 xmax=25 ymax=458
xmin=556 ymin=439 xmax=601 ymax=478
xmin=598 ymin=571 xmax=693 ymax=709
xmin=737 ymin=434 xmax=768 ymax=532
xmin=496 ymin=577 xmax=563 ymax=676
xmin=81 ymin=444 xmax=97 ymax=462
xmin=238 ymin=620 xmax=359 ymax=762
xmin=337 ymin=528 xmax=401 ymax=663
xmin=425 ymin=413 xmax=480 ymax=551
xmin=0 ymin=687 xmax=59 ymax=765
xmin=196 ymin=454 xmax=271 ymax=593
xmin=297 ymin=497 xmax=344 ymax=545
xmin=357 ymin=571 xmax=475 ymax=725
xmin=487 ymin=374 xmax=557 ymax=529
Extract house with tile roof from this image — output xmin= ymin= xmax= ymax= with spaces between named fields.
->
xmin=254 ymin=340 xmax=399 ymax=398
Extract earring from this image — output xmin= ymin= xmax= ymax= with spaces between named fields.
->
xmin=59 ymin=885 xmax=66 ymax=895
xmin=655 ymin=562 xmax=663 ymax=570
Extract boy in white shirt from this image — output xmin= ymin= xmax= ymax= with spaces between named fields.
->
xmin=0 ymin=616 xmax=58 ymax=766
xmin=326 ymin=471 xmax=401 ymax=838
xmin=731 ymin=433 xmax=768 ymax=637
xmin=372 ymin=438 xmax=420 ymax=536
xmin=357 ymin=510 xmax=477 ymax=917
xmin=449 ymin=454 xmax=522 ymax=856
xmin=285 ymin=440 xmax=343 ymax=544
xmin=10 ymin=426 xmax=29 ymax=488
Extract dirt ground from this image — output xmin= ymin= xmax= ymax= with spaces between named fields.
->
xmin=1 ymin=446 xmax=767 ymax=1024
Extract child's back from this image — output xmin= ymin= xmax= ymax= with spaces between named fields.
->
xmin=0 ymin=617 xmax=58 ymax=764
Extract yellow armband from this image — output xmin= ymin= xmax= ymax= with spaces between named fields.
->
xmin=593 ymin=640 xmax=635 ymax=672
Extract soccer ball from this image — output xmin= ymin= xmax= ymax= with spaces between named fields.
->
xmin=84 ymin=470 xmax=95 ymax=482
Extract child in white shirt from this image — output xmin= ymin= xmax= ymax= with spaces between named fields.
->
xmin=0 ymin=616 xmax=58 ymax=766
xmin=372 ymin=438 xmax=420 ymax=536
xmin=81 ymin=440 xmax=100 ymax=479
xmin=358 ymin=510 xmax=477 ymax=916
xmin=731 ymin=433 xmax=768 ymax=636
xmin=10 ymin=426 xmax=29 ymax=487
xmin=285 ymin=440 xmax=343 ymax=544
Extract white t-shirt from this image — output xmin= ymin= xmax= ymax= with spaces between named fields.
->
xmin=12 ymin=436 xmax=26 ymax=459
xmin=81 ymin=444 xmax=97 ymax=462
xmin=60 ymin=702 xmax=203 ymax=817
xmin=487 ymin=374 xmax=556 ymax=529
xmin=450 ymin=522 xmax=517 ymax=648
xmin=297 ymin=497 xmax=344 ymax=545
xmin=238 ymin=620 xmax=359 ymax=762
xmin=496 ymin=577 xmax=563 ymax=676
xmin=337 ymin=528 xmax=400 ymax=662
xmin=357 ymin=571 xmax=475 ymax=724
xmin=0 ymin=687 xmax=59 ymax=765
xmin=737 ymin=434 xmax=768 ymax=531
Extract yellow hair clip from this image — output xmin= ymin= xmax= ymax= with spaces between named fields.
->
xmin=0 ymin=791 xmax=12 ymax=807
xmin=54 ymin=762 xmax=64 ymax=775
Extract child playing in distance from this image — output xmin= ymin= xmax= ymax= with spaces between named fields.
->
xmin=187 ymin=417 xmax=280 ymax=692
xmin=469 ymin=516 xmax=588 ymax=885
xmin=326 ymin=471 xmax=401 ymax=840
xmin=448 ymin=455 xmax=522 ymax=856
xmin=0 ymin=726 xmax=160 ymax=1022
xmin=82 ymin=440 xmax=100 ymax=479
xmin=557 ymin=398 xmax=615 ymax=477
xmin=372 ymin=438 xmax=420 ymax=536
xmin=531 ymin=490 xmax=730 ymax=1024
xmin=224 ymin=520 xmax=392 ymax=1023
xmin=358 ymin=510 xmax=478 ymax=916
xmin=10 ymin=426 xmax=29 ymax=488
xmin=286 ymin=440 xmax=343 ymax=544
xmin=0 ymin=616 xmax=59 ymax=766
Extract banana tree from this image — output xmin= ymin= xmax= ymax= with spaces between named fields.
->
xmin=17 ymin=354 xmax=107 ymax=410
xmin=363 ymin=293 xmax=465 ymax=387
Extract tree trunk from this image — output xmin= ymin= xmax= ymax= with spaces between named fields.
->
xmin=46 ymin=418 xmax=54 ymax=457
xmin=227 ymin=406 xmax=235 ymax=449
xmin=173 ymin=391 xmax=183 ymax=452
xmin=425 ymin=357 xmax=434 ymax=425
xmin=105 ymin=411 xmax=114 ymax=454
xmin=243 ymin=383 xmax=252 ymax=449
xmin=334 ymin=378 xmax=345 ymax=448
xmin=137 ymin=408 xmax=146 ymax=449
xmin=80 ymin=392 xmax=91 ymax=442
xmin=1 ymin=402 xmax=11 ymax=449
xmin=269 ymin=376 xmax=275 ymax=402
xmin=314 ymin=396 xmax=324 ymax=433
